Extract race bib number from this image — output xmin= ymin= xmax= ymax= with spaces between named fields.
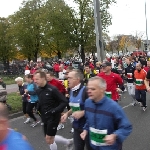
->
xmin=127 ymin=73 xmax=133 ymax=79
xmin=90 ymin=127 xmax=108 ymax=146
xmin=69 ymin=103 xmax=80 ymax=112
xmin=135 ymin=79 xmax=143 ymax=86
xmin=96 ymin=70 xmax=99 ymax=74
xmin=105 ymin=92 xmax=112 ymax=98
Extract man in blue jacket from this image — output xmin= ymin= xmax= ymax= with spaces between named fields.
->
xmin=0 ymin=103 xmax=34 ymax=150
xmin=80 ymin=76 xmax=132 ymax=150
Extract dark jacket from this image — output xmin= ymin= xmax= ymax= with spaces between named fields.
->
xmin=125 ymin=63 xmax=135 ymax=83
xmin=36 ymin=83 xmax=67 ymax=123
xmin=18 ymin=84 xmax=28 ymax=102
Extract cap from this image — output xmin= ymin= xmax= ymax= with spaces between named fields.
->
xmin=102 ymin=61 xmax=112 ymax=67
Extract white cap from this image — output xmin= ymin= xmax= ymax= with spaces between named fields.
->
xmin=15 ymin=77 xmax=23 ymax=82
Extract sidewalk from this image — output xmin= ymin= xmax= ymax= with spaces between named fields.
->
xmin=6 ymin=84 xmax=18 ymax=93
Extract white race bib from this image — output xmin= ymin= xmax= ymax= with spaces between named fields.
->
xmin=69 ymin=103 xmax=80 ymax=112
xmin=135 ymin=79 xmax=143 ymax=86
xmin=105 ymin=91 xmax=112 ymax=98
xmin=90 ymin=127 xmax=108 ymax=146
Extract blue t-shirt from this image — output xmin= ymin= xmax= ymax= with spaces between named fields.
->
xmin=0 ymin=129 xmax=34 ymax=150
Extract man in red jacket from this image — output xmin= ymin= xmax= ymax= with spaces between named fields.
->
xmin=143 ymin=61 xmax=150 ymax=73
xmin=97 ymin=61 xmax=123 ymax=102
xmin=46 ymin=72 xmax=66 ymax=95
xmin=53 ymin=62 xmax=60 ymax=78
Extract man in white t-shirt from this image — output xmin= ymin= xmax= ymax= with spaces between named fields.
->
xmin=59 ymin=64 xmax=66 ymax=80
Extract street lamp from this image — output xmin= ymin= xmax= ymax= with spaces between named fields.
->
xmin=145 ymin=0 xmax=149 ymax=46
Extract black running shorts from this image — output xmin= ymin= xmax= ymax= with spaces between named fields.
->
xmin=43 ymin=114 xmax=61 ymax=136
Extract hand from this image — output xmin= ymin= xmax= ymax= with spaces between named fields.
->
xmin=65 ymin=94 xmax=69 ymax=98
xmin=80 ymin=130 xmax=87 ymax=140
xmin=72 ymin=111 xmax=84 ymax=120
xmin=116 ymin=88 xmax=121 ymax=92
xmin=104 ymin=134 xmax=117 ymax=145
xmin=61 ymin=113 xmax=68 ymax=123
xmin=147 ymin=87 xmax=150 ymax=92
xmin=24 ymin=89 xmax=28 ymax=93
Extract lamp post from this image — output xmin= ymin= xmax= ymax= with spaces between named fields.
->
xmin=93 ymin=0 xmax=104 ymax=62
xmin=145 ymin=0 xmax=149 ymax=47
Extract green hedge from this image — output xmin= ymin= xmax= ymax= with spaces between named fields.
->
xmin=7 ymin=92 xmax=22 ymax=113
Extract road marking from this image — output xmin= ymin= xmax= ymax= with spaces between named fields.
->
xmin=122 ymin=103 xmax=133 ymax=109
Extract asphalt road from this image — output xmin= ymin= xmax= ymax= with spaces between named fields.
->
xmin=9 ymin=91 xmax=150 ymax=150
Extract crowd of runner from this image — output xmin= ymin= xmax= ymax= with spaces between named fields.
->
xmin=1 ymin=52 xmax=150 ymax=150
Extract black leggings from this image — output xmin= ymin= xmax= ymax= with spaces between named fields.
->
xmin=26 ymin=103 xmax=37 ymax=121
xmin=66 ymin=97 xmax=70 ymax=110
xmin=22 ymin=102 xmax=28 ymax=114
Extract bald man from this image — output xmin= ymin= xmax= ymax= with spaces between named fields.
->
xmin=0 ymin=103 xmax=33 ymax=150
xmin=134 ymin=63 xmax=147 ymax=111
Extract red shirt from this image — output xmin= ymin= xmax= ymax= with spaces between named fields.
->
xmin=97 ymin=72 xmax=123 ymax=100
xmin=48 ymin=79 xmax=66 ymax=94
xmin=143 ymin=67 xmax=150 ymax=73
xmin=53 ymin=64 xmax=60 ymax=72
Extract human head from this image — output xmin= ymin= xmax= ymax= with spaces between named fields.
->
xmin=15 ymin=77 xmax=24 ymax=86
xmin=46 ymin=72 xmax=54 ymax=81
xmin=125 ymin=57 xmax=132 ymax=65
xmin=136 ymin=63 xmax=142 ymax=71
xmin=84 ymin=65 xmax=91 ymax=74
xmin=34 ymin=70 xmax=47 ymax=87
xmin=68 ymin=69 xmax=83 ymax=89
xmin=64 ymin=66 xmax=74 ymax=79
xmin=101 ymin=61 xmax=112 ymax=73
xmin=96 ymin=62 xmax=100 ymax=67
xmin=87 ymin=76 xmax=106 ymax=102
xmin=147 ymin=61 xmax=150 ymax=67
xmin=0 ymin=103 xmax=9 ymax=142
xmin=59 ymin=64 xmax=64 ymax=72
xmin=25 ymin=74 xmax=33 ymax=83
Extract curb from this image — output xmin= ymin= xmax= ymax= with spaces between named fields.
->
xmin=9 ymin=111 xmax=23 ymax=120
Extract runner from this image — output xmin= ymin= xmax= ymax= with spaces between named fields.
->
xmin=80 ymin=77 xmax=132 ymax=150
xmin=34 ymin=70 xmax=73 ymax=150
xmin=97 ymin=61 xmax=123 ymax=102
xmin=134 ymin=63 xmax=147 ymax=111
xmin=61 ymin=69 xmax=92 ymax=150
xmin=24 ymin=74 xmax=40 ymax=127
xmin=125 ymin=57 xmax=136 ymax=106
xmin=15 ymin=77 xmax=30 ymax=123
xmin=0 ymin=103 xmax=34 ymax=150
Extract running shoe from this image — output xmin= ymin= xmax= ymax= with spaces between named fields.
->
xmin=143 ymin=106 xmax=147 ymax=111
xmin=65 ymin=139 xmax=73 ymax=150
xmin=70 ymin=128 xmax=74 ymax=133
xmin=30 ymin=120 xmax=40 ymax=127
xmin=138 ymin=102 xmax=143 ymax=107
xmin=57 ymin=123 xmax=64 ymax=130
xmin=24 ymin=118 xmax=30 ymax=124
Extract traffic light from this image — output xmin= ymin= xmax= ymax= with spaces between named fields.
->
xmin=144 ymin=43 xmax=148 ymax=50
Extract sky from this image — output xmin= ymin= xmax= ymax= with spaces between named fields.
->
xmin=0 ymin=0 xmax=149 ymax=39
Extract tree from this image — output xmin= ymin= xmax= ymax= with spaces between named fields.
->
xmin=70 ymin=0 xmax=116 ymax=63
xmin=0 ymin=17 xmax=15 ymax=69
xmin=10 ymin=0 xmax=45 ymax=61
xmin=42 ymin=0 xmax=75 ymax=59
